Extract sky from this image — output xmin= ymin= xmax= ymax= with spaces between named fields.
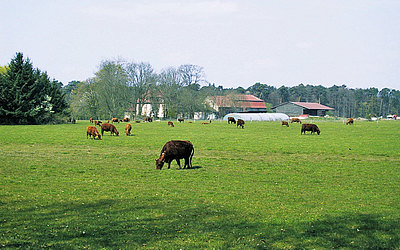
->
xmin=1 ymin=0 xmax=399 ymax=90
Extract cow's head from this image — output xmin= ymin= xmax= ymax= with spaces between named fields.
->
xmin=155 ymin=152 xmax=165 ymax=169
xmin=317 ymin=129 xmax=320 ymax=135
xmin=97 ymin=134 xmax=102 ymax=140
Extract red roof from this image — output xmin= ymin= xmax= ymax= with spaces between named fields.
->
xmin=291 ymin=102 xmax=334 ymax=110
xmin=212 ymin=95 xmax=266 ymax=109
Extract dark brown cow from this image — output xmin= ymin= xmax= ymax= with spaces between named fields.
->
xmin=228 ymin=117 xmax=236 ymax=124
xmin=155 ymin=140 xmax=194 ymax=170
xmin=301 ymin=123 xmax=320 ymax=135
xmin=101 ymin=123 xmax=119 ymax=136
xmin=168 ymin=121 xmax=175 ymax=127
xmin=123 ymin=117 xmax=130 ymax=122
xmin=201 ymin=122 xmax=209 ymax=124
xmin=237 ymin=119 xmax=245 ymax=129
xmin=111 ymin=118 xmax=120 ymax=123
xmin=144 ymin=117 xmax=153 ymax=122
xmin=89 ymin=117 xmax=93 ymax=123
xmin=94 ymin=120 xmax=102 ymax=126
xmin=346 ymin=118 xmax=354 ymax=125
xmin=87 ymin=126 xmax=101 ymax=140
xmin=282 ymin=121 xmax=289 ymax=127
xmin=125 ymin=123 xmax=132 ymax=136
xmin=178 ymin=118 xmax=184 ymax=123
xmin=291 ymin=118 xmax=302 ymax=124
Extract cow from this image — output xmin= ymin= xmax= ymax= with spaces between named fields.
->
xmin=168 ymin=121 xmax=175 ymax=127
xmin=228 ymin=117 xmax=236 ymax=124
xmin=237 ymin=119 xmax=245 ymax=129
xmin=94 ymin=120 xmax=102 ymax=126
xmin=144 ymin=117 xmax=153 ymax=122
xmin=155 ymin=140 xmax=194 ymax=170
xmin=123 ymin=117 xmax=130 ymax=122
xmin=282 ymin=121 xmax=289 ymax=127
xmin=135 ymin=120 xmax=141 ymax=123
xmin=301 ymin=123 xmax=320 ymax=135
xmin=89 ymin=117 xmax=93 ymax=123
xmin=87 ymin=126 xmax=101 ymax=140
xmin=178 ymin=118 xmax=185 ymax=123
xmin=125 ymin=123 xmax=132 ymax=136
xmin=111 ymin=118 xmax=120 ymax=123
xmin=346 ymin=118 xmax=354 ymax=125
xmin=101 ymin=123 xmax=119 ymax=136
xmin=201 ymin=122 xmax=209 ymax=124
xmin=70 ymin=118 xmax=76 ymax=124
xmin=291 ymin=118 xmax=302 ymax=124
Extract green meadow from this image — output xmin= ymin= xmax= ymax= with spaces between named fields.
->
xmin=1 ymin=120 xmax=399 ymax=248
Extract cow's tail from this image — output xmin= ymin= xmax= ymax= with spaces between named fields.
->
xmin=189 ymin=147 xmax=194 ymax=168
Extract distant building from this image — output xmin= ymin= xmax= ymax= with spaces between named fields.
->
xmin=271 ymin=102 xmax=334 ymax=117
xmin=207 ymin=94 xmax=267 ymax=117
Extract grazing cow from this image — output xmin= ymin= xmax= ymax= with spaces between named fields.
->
xmin=144 ymin=117 xmax=153 ymax=122
xmin=228 ymin=117 xmax=236 ymax=124
xmin=87 ymin=126 xmax=101 ymax=140
xmin=201 ymin=122 xmax=209 ymax=124
xmin=135 ymin=120 xmax=141 ymax=123
xmin=168 ymin=121 xmax=175 ymax=127
xmin=301 ymin=123 xmax=320 ymax=135
xmin=155 ymin=140 xmax=194 ymax=170
xmin=282 ymin=121 xmax=289 ymax=127
xmin=237 ymin=119 xmax=245 ymax=129
xmin=291 ymin=118 xmax=302 ymax=124
xmin=346 ymin=118 xmax=354 ymax=125
xmin=94 ymin=120 xmax=102 ymax=126
xmin=178 ymin=118 xmax=184 ymax=123
xmin=111 ymin=118 xmax=119 ymax=123
xmin=125 ymin=123 xmax=132 ymax=136
xmin=123 ymin=117 xmax=130 ymax=122
xmin=89 ymin=117 xmax=93 ymax=123
xmin=101 ymin=123 xmax=119 ymax=136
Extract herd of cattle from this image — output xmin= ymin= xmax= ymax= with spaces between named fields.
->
xmin=85 ymin=116 xmax=355 ymax=170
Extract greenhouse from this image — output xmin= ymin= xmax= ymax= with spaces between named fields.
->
xmin=222 ymin=113 xmax=289 ymax=121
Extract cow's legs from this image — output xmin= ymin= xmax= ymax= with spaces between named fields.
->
xmin=176 ymin=159 xmax=181 ymax=169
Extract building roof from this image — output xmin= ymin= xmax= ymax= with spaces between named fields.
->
xmin=212 ymin=94 xmax=267 ymax=109
xmin=272 ymin=102 xmax=334 ymax=110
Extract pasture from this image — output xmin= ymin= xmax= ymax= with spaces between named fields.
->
xmin=1 ymin=120 xmax=399 ymax=248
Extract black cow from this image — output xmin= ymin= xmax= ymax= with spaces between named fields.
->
xmin=155 ymin=140 xmax=194 ymax=170
xmin=301 ymin=123 xmax=320 ymax=135
xmin=228 ymin=117 xmax=236 ymax=124
xmin=237 ymin=119 xmax=245 ymax=129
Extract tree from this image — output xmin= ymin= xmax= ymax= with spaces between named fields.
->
xmin=178 ymin=64 xmax=205 ymax=86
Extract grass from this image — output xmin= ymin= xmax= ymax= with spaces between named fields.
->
xmin=1 ymin=119 xmax=399 ymax=248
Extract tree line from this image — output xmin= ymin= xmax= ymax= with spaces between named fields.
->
xmin=1 ymin=53 xmax=399 ymax=124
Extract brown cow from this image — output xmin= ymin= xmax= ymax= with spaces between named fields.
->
xmin=94 ymin=120 xmax=102 ymax=126
xmin=111 ymin=118 xmax=119 ymax=123
xmin=168 ymin=121 xmax=175 ymax=127
xmin=87 ymin=126 xmax=101 ymax=140
xmin=155 ymin=140 xmax=194 ymax=170
xmin=144 ymin=117 xmax=153 ymax=122
xmin=228 ymin=117 xmax=236 ymax=124
xmin=125 ymin=123 xmax=132 ymax=136
xmin=282 ymin=121 xmax=289 ymax=127
xmin=123 ymin=117 xmax=130 ymax=122
xmin=178 ymin=118 xmax=185 ymax=123
xmin=89 ymin=117 xmax=93 ymax=123
xmin=201 ymin=122 xmax=209 ymax=124
xmin=237 ymin=119 xmax=245 ymax=129
xmin=346 ymin=118 xmax=354 ymax=125
xmin=291 ymin=118 xmax=302 ymax=124
xmin=101 ymin=123 xmax=119 ymax=136
xmin=301 ymin=123 xmax=320 ymax=135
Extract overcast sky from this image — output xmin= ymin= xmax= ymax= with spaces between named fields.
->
xmin=1 ymin=0 xmax=399 ymax=90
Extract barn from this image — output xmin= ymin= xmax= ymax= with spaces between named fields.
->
xmin=271 ymin=102 xmax=334 ymax=117
xmin=223 ymin=113 xmax=289 ymax=121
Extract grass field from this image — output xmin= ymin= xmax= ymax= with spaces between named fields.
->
xmin=1 ymin=119 xmax=400 ymax=248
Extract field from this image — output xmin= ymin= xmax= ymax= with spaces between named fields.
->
xmin=1 ymin=119 xmax=400 ymax=248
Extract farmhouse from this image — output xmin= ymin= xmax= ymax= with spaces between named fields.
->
xmin=207 ymin=94 xmax=267 ymax=117
xmin=271 ymin=102 xmax=334 ymax=117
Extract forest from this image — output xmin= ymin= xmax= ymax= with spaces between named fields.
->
xmin=1 ymin=53 xmax=399 ymax=124
xmin=64 ymin=59 xmax=400 ymax=120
